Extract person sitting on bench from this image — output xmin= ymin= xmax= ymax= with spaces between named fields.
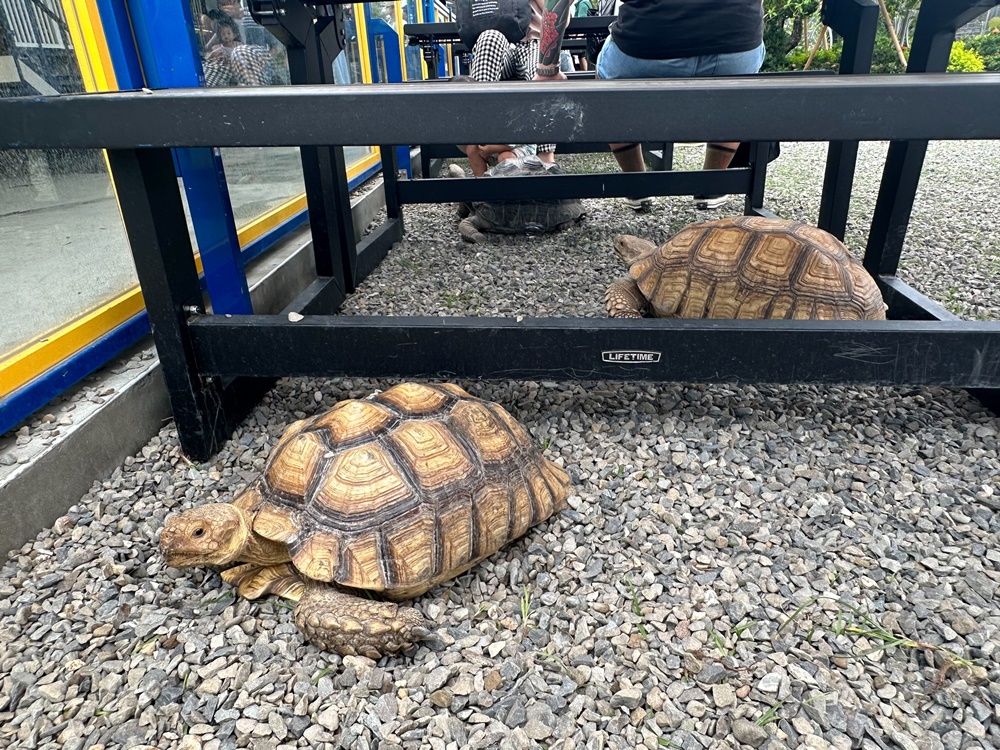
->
xmin=451 ymin=75 xmax=539 ymax=176
xmin=467 ymin=0 xmax=561 ymax=165
xmin=534 ymin=0 xmax=766 ymax=212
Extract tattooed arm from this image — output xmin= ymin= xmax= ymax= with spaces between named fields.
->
xmin=535 ymin=0 xmax=574 ymax=80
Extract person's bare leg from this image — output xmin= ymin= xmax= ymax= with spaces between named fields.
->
xmin=704 ymin=142 xmax=739 ymax=170
xmin=611 ymin=143 xmax=651 ymax=211
xmin=611 ymin=142 xmax=645 ymax=173
xmin=537 ymin=150 xmax=556 ymax=165
xmin=464 ymin=145 xmax=489 ymax=177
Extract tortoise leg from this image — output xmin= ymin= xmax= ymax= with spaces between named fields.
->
xmin=222 ymin=564 xmax=429 ymax=657
xmin=459 ymin=216 xmax=487 ymax=244
xmin=295 ymin=588 xmax=430 ymax=658
xmin=606 ymin=278 xmax=649 ymax=318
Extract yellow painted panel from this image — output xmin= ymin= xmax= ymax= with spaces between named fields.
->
xmin=0 ymin=288 xmax=145 ymax=398
xmin=354 ymin=4 xmax=375 ymax=83
xmin=60 ymin=0 xmax=117 ymax=92
xmin=237 ymin=195 xmax=308 ymax=246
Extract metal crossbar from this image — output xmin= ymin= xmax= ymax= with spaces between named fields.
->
xmin=3 ymin=75 xmax=1000 ymax=148
xmin=3 ymin=70 xmax=999 ymax=459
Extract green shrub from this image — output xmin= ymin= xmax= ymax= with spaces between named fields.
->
xmin=988 ymin=17 xmax=1000 ymax=32
xmin=948 ymin=41 xmax=986 ymax=72
xmin=869 ymin=32 xmax=907 ymax=74
xmin=787 ymin=47 xmax=841 ymax=71
xmin=963 ymin=33 xmax=1000 ymax=71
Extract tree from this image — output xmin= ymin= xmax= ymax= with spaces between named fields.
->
xmin=762 ymin=0 xmax=819 ymax=70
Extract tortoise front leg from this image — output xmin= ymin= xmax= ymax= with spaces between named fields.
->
xmin=223 ymin=563 xmax=429 ymax=657
xmin=459 ymin=216 xmax=488 ymax=244
xmin=605 ymin=278 xmax=649 ymax=318
xmin=296 ymin=588 xmax=429 ymax=658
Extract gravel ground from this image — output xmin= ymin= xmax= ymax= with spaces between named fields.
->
xmin=1 ymin=141 xmax=999 ymax=750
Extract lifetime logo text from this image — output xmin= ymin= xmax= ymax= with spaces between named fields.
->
xmin=602 ymin=350 xmax=662 ymax=363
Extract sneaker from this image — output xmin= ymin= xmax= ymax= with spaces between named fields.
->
xmin=445 ymin=163 xmax=466 ymax=179
xmin=694 ymin=194 xmax=730 ymax=210
xmin=625 ymin=197 xmax=653 ymax=212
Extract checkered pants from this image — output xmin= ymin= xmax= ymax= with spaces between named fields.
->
xmin=203 ymin=44 xmax=274 ymax=87
xmin=470 ymin=30 xmax=555 ymax=154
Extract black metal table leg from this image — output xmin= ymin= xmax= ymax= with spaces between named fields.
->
xmin=744 ymin=141 xmax=772 ymax=216
xmin=817 ymin=0 xmax=878 ymax=240
xmin=106 ymin=148 xmax=270 ymax=460
xmin=252 ymin=0 xmax=358 ymax=297
xmin=865 ymin=0 xmax=997 ymax=276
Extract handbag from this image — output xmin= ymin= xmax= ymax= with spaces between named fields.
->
xmin=454 ymin=0 xmax=532 ymax=50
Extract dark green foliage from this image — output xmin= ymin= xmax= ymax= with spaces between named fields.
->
xmin=787 ymin=47 xmax=841 ymax=71
xmin=963 ymin=33 xmax=1000 ymax=71
xmin=869 ymin=32 xmax=907 ymax=74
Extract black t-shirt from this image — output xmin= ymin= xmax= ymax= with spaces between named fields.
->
xmin=612 ymin=0 xmax=764 ymax=60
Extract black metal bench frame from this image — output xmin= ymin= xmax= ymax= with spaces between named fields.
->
xmin=1 ymin=1 xmax=997 ymax=461
xmin=403 ymin=1 xmax=877 ymax=226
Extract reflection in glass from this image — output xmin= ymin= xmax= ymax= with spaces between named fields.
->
xmin=192 ymin=0 xmax=302 ymax=228
xmin=0 ymin=148 xmax=136 ymax=359
xmin=0 ymin=2 xmax=136 ymax=358
xmin=190 ymin=0 xmax=376 ymax=228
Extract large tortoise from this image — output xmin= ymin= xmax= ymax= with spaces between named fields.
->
xmin=457 ymin=155 xmax=585 ymax=243
xmin=160 ymin=382 xmax=570 ymax=658
xmin=606 ymin=216 xmax=886 ymax=320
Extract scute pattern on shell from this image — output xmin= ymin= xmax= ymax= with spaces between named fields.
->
xmin=251 ymin=383 xmax=569 ymax=595
xmin=471 ymin=157 xmax=585 ymax=234
xmin=632 ymin=216 xmax=886 ymax=320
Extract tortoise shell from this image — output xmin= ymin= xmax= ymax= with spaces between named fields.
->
xmin=235 ymin=383 xmax=570 ymax=597
xmin=631 ymin=216 xmax=886 ymax=320
xmin=472 ymin=156 xmax=584 ymax=233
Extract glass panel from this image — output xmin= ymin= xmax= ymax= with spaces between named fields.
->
xmin=0 ymin=1 xmax=135 ymax=358
xmin=341 ymin=5 xmax=366 ymax=84
xmin=192 ymin=0 xmax=374 ymax=229
xmin=192 ymin=0 xmax=304 ymax=229
xmin=0 ymin=149 xmax=136 ymax=358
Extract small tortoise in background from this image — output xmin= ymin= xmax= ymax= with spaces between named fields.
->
xmin=161 ymin=382 xmax=570 ymax=658
xmin=457 ymin=155 xmax=585 ymax=243
xmin=606 ymin=216 xmax=886 ymax=320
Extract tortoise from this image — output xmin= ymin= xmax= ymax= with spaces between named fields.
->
xmin=606 ymin=216 xmax=886 ymax=320
xmin=457 ymin=155 xmax=585 ymax=243
xmin=160 ymin=382 xmax=570 ymax=658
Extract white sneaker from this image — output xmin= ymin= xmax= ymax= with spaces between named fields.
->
xmin=445 ymin=163 xmax=466 ymax=178
xmin=694 ymin=194 xmax=730 ymax=210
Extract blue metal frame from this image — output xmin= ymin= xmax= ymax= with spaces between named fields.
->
xmin=124 ymin=0 xmax=253 ymax=316
xmin=93 ymin=0 xmax=144 ymax=87
xmin=363 ymin=9 xmax=403 ymax=83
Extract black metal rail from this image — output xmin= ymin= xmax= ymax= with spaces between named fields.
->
xmin=5 ymin=75 xmax=999 ymax=148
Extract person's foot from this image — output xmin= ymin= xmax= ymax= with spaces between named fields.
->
xmin=625 ymin=197 xmax=653 ymax=213
xmin=694 ymin=194 xmax=730 ymax=210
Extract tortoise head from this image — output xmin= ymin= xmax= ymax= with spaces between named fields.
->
xmin=160 ymin=503 xmax=251 ymax=568
xmin=614 ymin=234 xmax=658 ymax=266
